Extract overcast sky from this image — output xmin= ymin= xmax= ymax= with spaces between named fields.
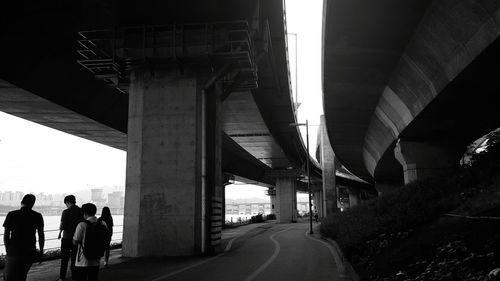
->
xmin=0 ymin=0 xmax=323 ymax=199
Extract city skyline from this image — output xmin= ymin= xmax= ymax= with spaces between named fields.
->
xmin=0 ymin=186 xmax=124 ymax=207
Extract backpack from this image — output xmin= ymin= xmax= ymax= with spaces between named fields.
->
xmin=82 ymin=220 xmax=108 ymax=259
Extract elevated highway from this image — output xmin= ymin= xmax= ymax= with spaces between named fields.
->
xmin=0 ymin=0 xmax=347 ymax=256
xmin=323 ymin=0 xmax=500 ymax=188
xmin=0 ymin=0 xmax=310 ymax=186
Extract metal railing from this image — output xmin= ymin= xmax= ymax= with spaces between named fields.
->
xmin=0 ymin=225 xmax=123 ymax=254
xmin=77 ymin=21 xmax=258 ymax=94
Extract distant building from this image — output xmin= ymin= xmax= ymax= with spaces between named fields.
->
xmin=0 ymin=191 xmax=24 ymax=206
xmin=108 ymin=191 xmax=124 ymax=208
xmin=297 ymin=202 xmax=309 ymax=214
xmin=91 ymin=188 xmax=106 ymax=207
xmin=226 ymin=202 xmax=271 ymax=215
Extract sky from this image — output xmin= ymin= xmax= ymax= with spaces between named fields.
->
xmin=0 ymin=111 xmax=126 ymax=193
xmin=286 ymin=0 xmax=324 ymax=152
xmin=0 ymin=0 xmax=323 ymax=199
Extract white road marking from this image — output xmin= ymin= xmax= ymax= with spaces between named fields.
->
xmin=149 ymin=234 xmax=240 ymax=281
xmin=149 ymin=254 xmax=223 ymax=281
xmin=224 ymin=234 xmax=239 ymax=252
xmin=243 ymin=227 xmax=295 ymax=281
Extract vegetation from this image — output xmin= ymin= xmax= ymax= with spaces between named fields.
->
xmin=223 ymin=213 xmax=271 ymax=229
xmin=266 ymin=213 xmax=276 ymax=220
xmin=320 ymin=133 xmax=500 ymax=280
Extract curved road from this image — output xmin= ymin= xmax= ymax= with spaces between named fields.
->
xmin=5 ymin=222 xmax=351 ymax=281
xmin=133 ymin=222 xmax=346 ymax=281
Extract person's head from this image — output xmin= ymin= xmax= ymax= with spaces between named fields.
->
xmin=81 ymin=203 xmax=97 ymax=219
xmin=101 ymin=206 xmax=111 ymax=218
xmin=21 ymin=194 xmax=36 ymax=209
xmin=64 ymin=195 xmax=76 ymax=207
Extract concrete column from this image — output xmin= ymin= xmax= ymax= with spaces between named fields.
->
xmin=312 ymin=190 xmax=323 ymax=218
xmin=349 ymin=190 xmax=360 ymax=207
xmin=123 ymin=66 xmax=222 ymax=257
xmin=374 ymin=182 xmax=400 ymax=196
xmin=394 ymin=139 xmax=456 ymax=185
xmin=275 ymin=177 xmax=297 ymax=223
xmin=269 ymin=188 xmax=276 ymax=215
xmin=319 ymin=115 xmax=337 ymax=217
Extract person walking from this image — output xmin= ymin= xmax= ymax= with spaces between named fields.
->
xmin=56 ymin=195 xmax=83 ymax=281
xmin=73 ymin=203 xmax=107 ymax=281
xmin=97 ymin=207 xmax=113 ymax=266
xmin=3 ymin=194 xmax=45 ymax=281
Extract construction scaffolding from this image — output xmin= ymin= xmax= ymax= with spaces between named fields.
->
xmin=77 ymin=21 xmax=258 ymax=94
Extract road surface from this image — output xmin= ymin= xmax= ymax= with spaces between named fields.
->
xmin=99 ymin=222 xmax=347 ymax=281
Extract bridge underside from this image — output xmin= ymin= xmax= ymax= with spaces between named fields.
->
xmin=323 ymin=0 xmax=500 ymax=185
xmin=0 ymin=0 xmax=326 ymax=256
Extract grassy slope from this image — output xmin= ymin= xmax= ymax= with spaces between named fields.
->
xmin=320 ymin=146 xmax=500 ymax=280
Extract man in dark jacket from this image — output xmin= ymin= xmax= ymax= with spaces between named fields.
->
xmin=56 ymin=195 xmax=83 ymax=281
xmin=3 ymin=194 xmax=45 ymax=281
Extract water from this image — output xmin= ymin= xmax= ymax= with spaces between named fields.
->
xmin=0 ymin=213 xmax=265 ymax=255
xmin=0 ymin=215 xmax=124 ymax=255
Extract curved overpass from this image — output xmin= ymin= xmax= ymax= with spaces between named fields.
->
xmin=0 ymin=0 xmax=311 ymax=187
xmin=323 ymin=0 xmax=500 ymax=185
xmin=0 ymin=0 xmax=328 ymax=255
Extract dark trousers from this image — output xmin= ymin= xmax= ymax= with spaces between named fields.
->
xmin=74 ymin=266 xmax=99 ymax=281
xmin=60 ymin=238 xmax=78 ymax=279
xmin=4 ymin=255 xmax=33 ymax=281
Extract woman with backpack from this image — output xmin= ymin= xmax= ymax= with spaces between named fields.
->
xmin=98 ymin=207 xmax=113 ymax=266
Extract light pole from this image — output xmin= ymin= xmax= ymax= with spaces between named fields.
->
xmin=289 ymin=120 xmax=313 ymax=234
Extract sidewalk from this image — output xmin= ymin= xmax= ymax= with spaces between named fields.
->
xmin=1 ymin=222 xmax=272 ymax=281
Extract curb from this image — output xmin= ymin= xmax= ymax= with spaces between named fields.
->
xmin=323 ymin=237 xmax=359 ymax=281
xmin=311 ymin=224 xmax=359 ymax=281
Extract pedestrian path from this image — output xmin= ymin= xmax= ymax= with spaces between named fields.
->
xmin=0 ymin=222 xmax=272 ymax=281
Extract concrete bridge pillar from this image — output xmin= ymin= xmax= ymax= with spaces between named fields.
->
xmin=395 ymin=139 xmax=457 ymax=185
xmin=349 ymin=190 xmax=360 ymax=207
xmin=374 ymin=182 xmax=401 ymax=196
xmin=312 ymin=190 xmax=323 ymax=218
xmin=319 ymin=115 xmax=337 ymax=217
xmin=268 ymin=188 xmax=276 ymax=215
xmin=265 ymin=169 xmax=301 ymax=223
xmin=123 ymin=65 xmax=223 ymax=257
xmin=275 ymin=177 xmax=297 ymax=223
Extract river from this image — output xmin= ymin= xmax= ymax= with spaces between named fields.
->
xmin=0 ymin=213 xmax=267 ymax=255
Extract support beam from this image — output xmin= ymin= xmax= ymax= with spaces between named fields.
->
xmin=123 ymin=65 xmax=222 ymax=257
xmin=349 ymin=191 xmax=360 ymax=207
xmin=275 ymin=177 xmax=297 ymax=223
xmin=312 ymin=190 xmax=323 ymax=218
xmin=268 ymin=188 xmax=276 ymax=215
xmin=394 ymin=139 xmax=457 ymax=185
xmin=374 ymin=182 xmax=400 ymax=196
xmin=319 ymin=115 xmax=337 ymax=216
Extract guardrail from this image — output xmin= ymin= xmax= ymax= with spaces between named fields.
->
xmin=0 ymin=225 xmax=123 ymax=254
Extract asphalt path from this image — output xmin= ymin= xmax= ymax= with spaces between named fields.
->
xmin=124 ymin=222 xmax=344 ymax=281
xmin=3 ymin=221 xmax=350 ymax=281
